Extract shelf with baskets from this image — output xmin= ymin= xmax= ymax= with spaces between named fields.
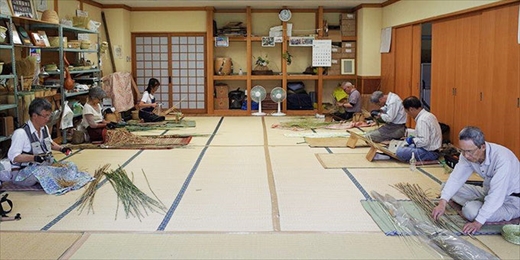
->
xmin=208 ymin=7 xmax=357 ymax=115
xmin=0 ymin=14 xmax=19 ymax=143
xmin=6 ymin=16 xmax=101 ymax=143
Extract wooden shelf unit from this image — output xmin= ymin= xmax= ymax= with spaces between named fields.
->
xmin=207 ymin=6 xmax=357 ymax=116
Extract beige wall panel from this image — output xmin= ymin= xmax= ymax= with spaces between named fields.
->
xmin=382 ymin=0 xmax=499 ymax=28
xmin=357 ymin=7 xmax=382 ymax=76
xmin=130 ymin=11 xmax=206 ymax=32
xmin=104 ymin=9 xmax=132 ymax=73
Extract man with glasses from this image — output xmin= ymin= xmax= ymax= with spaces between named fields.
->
xmin=333 ymin=81 xmax=361 ymax=121
xmin=432 ymin=126 xmax=520 ymax=234
xmin=3 ymin=98 xmax=92 ymax=194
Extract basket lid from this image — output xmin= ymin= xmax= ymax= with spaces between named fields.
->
xmin=41 ymin=10 xmax=59 ymax=24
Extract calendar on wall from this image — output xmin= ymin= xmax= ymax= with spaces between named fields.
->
xmin=312 ymin=39 xmax=332 ymax=67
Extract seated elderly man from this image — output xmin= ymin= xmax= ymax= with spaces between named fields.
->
xmin=4 ymin=98 xmax=92 ymax=194
xmin=395 ymin=96 xmax=442 ymax=162
xmin=366 ymin=91 xmax=407 ymax=143
xmin=432 ymin=126 xmax=520 ymax=234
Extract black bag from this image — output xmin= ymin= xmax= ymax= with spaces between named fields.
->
xmin=287 ymin=94 xmax=313 ymax=110
xmin=287 ymin=82 xmax=307 ymax=95
xmin=228 ymin=88 xmax=245 ymax=109
xmin=0 ymin=192 xmax=13 ymax=217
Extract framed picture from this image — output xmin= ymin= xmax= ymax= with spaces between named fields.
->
xmin=261 ymin=37 xmax=275 ymax=47
xmin=0 ymin=0 xmax=12 ymax=15
xmin=30 ymin=31 xmax=45 ymax=46
xmin=37 ymin=30 xmax=50 ymax=46
xmin=16 ymin=25 xmax=32 ymax=45
xmin=10 ymin=0 xmax=36 ymax=18
xmin=289 ymin=36 xmax=314 ymax=47
xmin=7 ymin=21 xmax=21 ymax=45
xmin=214 ymin=36 xmax=229 ymax=47
xmin=341 ymin=59 xmax=355 ymax=75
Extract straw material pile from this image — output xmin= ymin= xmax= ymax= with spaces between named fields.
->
xmin=104 ymin=128 xmax=187 ymax=146
xmin=77 ymin=164 xmax=167 ymax=221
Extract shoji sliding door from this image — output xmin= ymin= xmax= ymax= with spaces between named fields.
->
xmin=133 ymin=34 xmax=206 ymax=113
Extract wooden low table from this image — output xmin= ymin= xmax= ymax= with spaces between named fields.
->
xmin=346 ymin=129 xmax=401 ymax=162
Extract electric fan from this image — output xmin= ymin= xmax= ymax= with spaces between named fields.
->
xmin=270 ymin=87 xmax=287 ymax=116
xmin=251 ymin=85 xmax=266 ymax=116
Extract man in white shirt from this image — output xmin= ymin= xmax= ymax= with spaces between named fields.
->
xmin=395 ymin=96 xmax=442 ymax=162
xmin=432 ymin=126 xmax=520 ymax=234
xmin=366 ymin=91 xmax=407 ymax=142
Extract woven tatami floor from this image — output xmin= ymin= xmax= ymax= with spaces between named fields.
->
xmin=0 ymin=116 xmax=518 ymax=259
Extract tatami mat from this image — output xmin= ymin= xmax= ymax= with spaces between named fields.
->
xmin=210 ymin=117 xmax=265 ymax=146
xmin=0 ymin=231 xmax=82 ymax=259
xmin=305 ymin=137 xmax=367 ymax=147
xmin=164 ymin=146 xmax=274 ymax=232
xmin=1 ymin=116 xmax=515 ymax=259
xmin=347 ymin=168 xmax=442 ymax=200
xmin=269 ymin=146 xmax=381 ymax=232
xmin=316 ymin=153 xmax=407 ymax=168
xmin=69 ymin=232 xmax=443 ymax=259
xmin=420 ymin=165 xmax=484 ymax=183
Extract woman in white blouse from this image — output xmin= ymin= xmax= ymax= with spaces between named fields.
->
xmin=138 ymin=78 xmax=165 ymax=122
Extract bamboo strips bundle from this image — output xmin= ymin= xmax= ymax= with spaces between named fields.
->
xmin=76 ymin=164 xmax=166 ymax=221
xmin=392 ymin=182 xmax=462 ymax=233
xmin=77 ymin=164 xmax=109 ymax=214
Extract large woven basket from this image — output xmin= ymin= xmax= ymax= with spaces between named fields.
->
xmin=41 ymin=10 xmax=59 ymax=24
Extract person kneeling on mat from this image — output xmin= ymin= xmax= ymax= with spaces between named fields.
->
xmin=138 ymin=78 xmax=165 ymax=123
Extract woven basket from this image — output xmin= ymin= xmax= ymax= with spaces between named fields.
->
xmin=18 ymin=75 xmax=34 ymax=91
xmin=68 ymin=40 xmax=80 ymax=49
xmin=41 ymin=10 xmax=59 ymax=24
xmin=73 ymin=16 xmax=91 ymax=29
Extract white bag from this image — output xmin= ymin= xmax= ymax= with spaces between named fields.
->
xmin=61 ymin=101 xmax=74 ymax=129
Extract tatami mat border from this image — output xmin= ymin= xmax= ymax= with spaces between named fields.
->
xmin=157 ymin=117 xmax=224 ymax=231
xmin=41 ymin=150 xmax=145 ymax=230
xmin=41 ymin=130 xmax=172 ymax=230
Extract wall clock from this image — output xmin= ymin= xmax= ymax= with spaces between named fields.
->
xmin=278 ymin=9 xmax=292 ymax=22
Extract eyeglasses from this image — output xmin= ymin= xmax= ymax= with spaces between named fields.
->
xmin=460 ymin=147 xmax=479 ymax=156
xmin=37 ymin=113 xmax=51 ymax=119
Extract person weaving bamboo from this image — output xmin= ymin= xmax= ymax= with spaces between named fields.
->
xmin=432 ymin=126 xmax=520 ymax=235
xmin=4 ymin=98 xmax=92 ymax=194
xmin=138 ymin=78 xmax=165 ymax=123
xmin=81 ymin=87 xmax=116 ymax=143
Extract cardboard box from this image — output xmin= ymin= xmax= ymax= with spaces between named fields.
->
xmin=342 ymin=42 xmax=356 ymax=48
xmin=341 ymin=19 xmax=356 ymax=37
xmin=343 ymin=47 xmax=356 ymax=58
xmin=0 ymin=116 xmax=14 ymax=136
xmin=214 ymin=97 xmax=229 ymax=110
xmin=340 ymin=13 xmax=356 ymax=20
xmin=215 ymin=83 xmax=229 ymax=98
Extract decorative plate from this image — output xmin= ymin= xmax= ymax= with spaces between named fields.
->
xmin=279 ymin=9 xmax=292 ymax=22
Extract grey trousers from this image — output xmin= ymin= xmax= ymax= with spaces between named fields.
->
xmin=451 ymin=184 xmax=520 ymax=222
xmin=366 ymin=124 xmax=406 ymax=143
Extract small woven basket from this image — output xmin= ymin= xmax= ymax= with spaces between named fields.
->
xmin=73 ymin=16 xmax=91 ymax=29
xmin=68 ymin=40 xmax=80 ymax=49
